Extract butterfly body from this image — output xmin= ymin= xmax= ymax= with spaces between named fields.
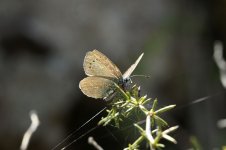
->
xmin=79 ymin=50 xmax=143 ymax=99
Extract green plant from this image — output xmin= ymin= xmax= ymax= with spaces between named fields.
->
xmin=98 ymin=84 xmax=178 ymax=150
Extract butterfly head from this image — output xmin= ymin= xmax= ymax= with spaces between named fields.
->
xmin=118 ymin=77 xmax=132 ymax=90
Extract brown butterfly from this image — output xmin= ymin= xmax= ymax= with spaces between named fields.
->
xmin=79 ymin=50 xmax=143 ymax=99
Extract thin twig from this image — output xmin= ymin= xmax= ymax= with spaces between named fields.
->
xmin=145 ymin=115 xmax=154 ymax=150
xmin=88 ymin=136 xmax=104 ymax=150
xmin=20 ymin=110 xmax=40 ymax=150
xmin=213 ymin=41 xmax=226 ymax=88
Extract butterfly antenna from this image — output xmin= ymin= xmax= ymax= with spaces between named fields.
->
xmin=130 ymin=75 xmax=150 ymax=78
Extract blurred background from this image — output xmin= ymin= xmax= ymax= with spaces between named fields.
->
xmin=0 ymin=0 xmax=226 ymax=149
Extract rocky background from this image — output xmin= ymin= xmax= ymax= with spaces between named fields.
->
xmin=0 ymin=0 xmax=226 ymax=149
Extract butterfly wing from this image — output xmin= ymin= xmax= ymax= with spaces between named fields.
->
xmin=83 ymin=50 xmax=122 ymax=79
xmin=122 ymin=53 xmax=144 ymax=79
xmin=79 ymin=76 xmax=117 ymax=99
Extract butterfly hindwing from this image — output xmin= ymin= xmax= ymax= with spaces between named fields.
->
xmin=79 ymin=76 xmax=116 ymax=99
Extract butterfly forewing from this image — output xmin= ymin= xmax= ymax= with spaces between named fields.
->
xmin=122 ymin=53 xmax=144 ymax=79
xmin=83 ymin=50 xmax=122 ymax=79
xmin=79 ymin=76 xmax=116 ymax=99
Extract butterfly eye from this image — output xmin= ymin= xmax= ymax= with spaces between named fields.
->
xmin=125 ymin=78 xmax=129 ymax=82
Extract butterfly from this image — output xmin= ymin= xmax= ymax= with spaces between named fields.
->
xmin=79 ymin=49 xmax=144 ymax=99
